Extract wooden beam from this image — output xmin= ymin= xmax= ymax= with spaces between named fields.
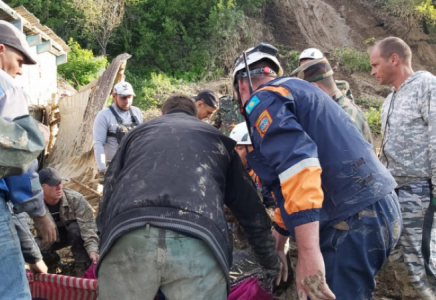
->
xmin=26 ymin=34 xmax=42 ymax=47
xmin=0 ymin=2 xmax=20 ymax=20
xmin=36 ymin=40 xmax=51 ymax=54
xmin=56 ymin=53 xmax=67 ymax=66
xmin=11 ymin=18 xmax=23 ymax=32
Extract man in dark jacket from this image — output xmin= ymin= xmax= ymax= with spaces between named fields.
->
xmin=96 ymin=95 xmax=281 ymax=300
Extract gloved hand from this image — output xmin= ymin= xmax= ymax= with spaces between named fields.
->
xmin=98 ymin=170 xmax=105 ymax=184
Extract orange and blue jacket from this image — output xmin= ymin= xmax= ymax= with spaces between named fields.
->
xmin=244 ymin=77 xmax=396 ymax=237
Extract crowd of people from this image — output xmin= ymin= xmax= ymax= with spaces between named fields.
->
xmin=0 ymin=17 xmax=435 ymax=300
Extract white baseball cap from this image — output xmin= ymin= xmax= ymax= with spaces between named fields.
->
xmin=113 ymin=81 xmax=136 ymax=96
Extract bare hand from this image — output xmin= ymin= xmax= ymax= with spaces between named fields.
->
xmin=296 ymin=249 xmax=335 ymax=300
xmin=33 ymin=214 xmax=56 ymax=250
xmin=273 ymin=229 xmax=289 ymax=285
xmin=89 ymin=251 xmax=100 ymax=264
xmin=29 ymin=259 xmax=48 ymax=274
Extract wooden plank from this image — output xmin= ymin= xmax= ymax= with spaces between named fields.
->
xmin=70 ymin=179 xmax=102 ymax=198
xmin=78 ymin=78 xmax=98 ymax=92
xmin=45 ymin=53 xmax=131 ymax=187
xmin=26 ymin=34 xmax=42 ymax=47
xmin=56 ymin=54 xmax=67 ymax=66
xmin=37 ymin=40 xmax=51 ymax=54
xmin=0 ymin=2 xmax=20 ymax=20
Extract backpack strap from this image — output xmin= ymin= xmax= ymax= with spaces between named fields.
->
xmin=108 ymin=105 xmax=123 ymax=125
xmin=129 ymin=108 xmax=140 ymax=126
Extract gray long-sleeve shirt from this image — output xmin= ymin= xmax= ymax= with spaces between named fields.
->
xmin=93 ymin=103 xmax=143 ymax=171
xmin=380 ymin=71 xmax=436 ymax=195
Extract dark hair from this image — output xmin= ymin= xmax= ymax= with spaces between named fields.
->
xmin=161 ymin=95 xmax=198 ymax=116
xmin=376 ymin=37 xmax=412 ymax=66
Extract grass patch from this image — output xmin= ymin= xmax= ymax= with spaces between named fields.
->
xmin=355 ymin=97 xmax=384 ymax=110
xmin=365 ymin=107 xmax=382 ymax=136
xmin=331 ymin=48 xmax=372 ymax=73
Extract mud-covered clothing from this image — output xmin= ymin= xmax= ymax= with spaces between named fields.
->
xmin=98 ymin=225 xmax=227 ymax=300
xmin=244 ymin=77 xmax=396 ymax=237
xmin=93 ymin=103 xmax=143 ymax=170
xmin=0 ymin=63 xmax=46 ymax=300
xmin=331 ymin=90 xmax=374 ymax=146
xmin=321 ymin=192 xmax=401 ymax=299
xmin=36 ymin=188 xmax=99 ymax=255
xmin=390 ymin=181 xmax=436 ymax=299
xmin=380 ymin=71 xmax=436 ymax=195
xmin=243 ymin=76 xmax=402 ymax=299
xmin=97 ymin=109 xmax=280 ymax=288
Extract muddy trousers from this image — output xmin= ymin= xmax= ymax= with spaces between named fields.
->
xmin=97 ymin=225 xmax=227 ymax=300
xmin=320 ymin=192 xmax=402 ymax=300
xmin=389 ymin=181 xmax=436 ymax=300
xmin=0 ymin=196 xmax=31 ymax=300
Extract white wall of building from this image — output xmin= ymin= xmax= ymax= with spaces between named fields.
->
xmin=15 ymin=46 xmax=58 ymax=106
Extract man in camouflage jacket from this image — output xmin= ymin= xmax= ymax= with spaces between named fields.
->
xmin=371 ymin=37 xmax=436 ymax=299
xmin=36 ymin=167 xmax=99 ymax=274
xmin=291 ymin=57 xmax=374 ymax=146
xmin=212 ymin=95 xmax=245 ymax=136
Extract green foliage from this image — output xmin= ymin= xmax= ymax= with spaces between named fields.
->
xmin=331 ymin=48 xmax=372 ymax=73
xmin=365 ymin=107 xmax=382 ymax=136
xmin=355 ymin=97 xmax=384 ymax=110
xmin=142 ymin=73 xmax=181 ymax=108
xmin=416 ymin=0 xmax=436 ymax=25
xmin=58 ymin=39 xmax=108 ymax=89
xmin=365 ymin=37 xmax=376 ymax=45
xmin=8 ymin=0 xmax=268 ymax=84
xmin=285 ymin=50 xmax=301 ymax=73
xmin=378 ymin=0 xmax=436 ymax=31
xmin=127 ymin=71 xmax=188 ymax=111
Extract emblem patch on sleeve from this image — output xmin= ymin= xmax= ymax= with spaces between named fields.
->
xmin=255 ymin=109 xmax=272 ymax=138
xmin=245 ymin=95 xmax=260 ymax=115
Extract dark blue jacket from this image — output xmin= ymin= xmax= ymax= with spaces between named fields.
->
xmin=244 ymin=77 xmax=396 ymax=237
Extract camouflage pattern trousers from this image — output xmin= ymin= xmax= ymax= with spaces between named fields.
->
xmin=390 ymin=180 xmax=436 ymax=300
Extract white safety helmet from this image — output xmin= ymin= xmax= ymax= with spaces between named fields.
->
xmin=299 ymin=48 xmax=324 ymax=61
xmin=230 ymin=122 xmax=252 ymax=145
xmin=232 ymin=44 xmax=284 ymax=85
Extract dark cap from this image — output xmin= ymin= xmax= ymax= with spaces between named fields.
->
xmin=192 ymin=90 xmax=218 ymax=109
xmin=39 ymin=167 xmax=63 ymax=186
xmin=0 ymin=21 xmax=37 ymax=65
xmin=290 ymin=58 xmax=334 ymax=83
